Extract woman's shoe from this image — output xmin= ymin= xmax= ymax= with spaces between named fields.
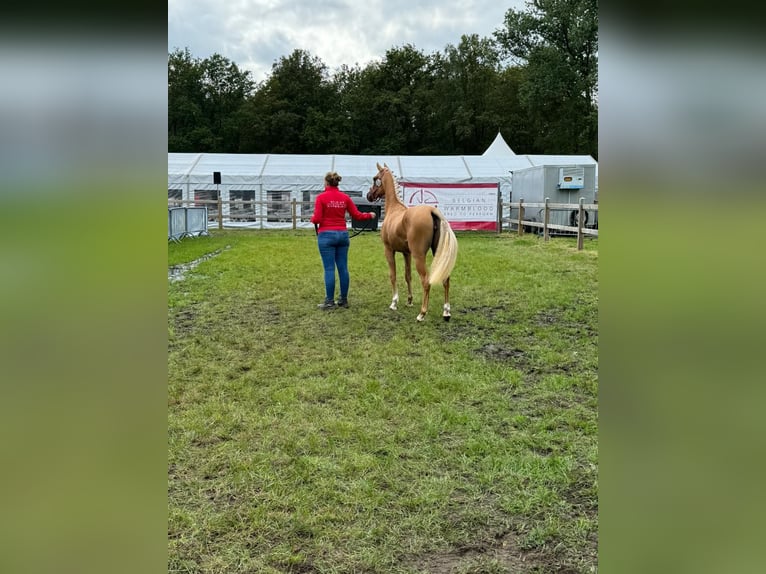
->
xmin=317 ymin=299 xmax=336 ymax=310
xmin=336 ymin=297 xmax=349 ymax=308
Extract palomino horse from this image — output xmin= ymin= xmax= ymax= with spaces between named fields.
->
xmin=367 ymin=163 xmax=458 ymax=321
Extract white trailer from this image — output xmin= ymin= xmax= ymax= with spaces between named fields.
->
xmin=509 ymin=164 xmax=598 ymax=232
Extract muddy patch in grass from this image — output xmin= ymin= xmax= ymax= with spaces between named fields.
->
xmin=218 ymin=305 xmax=283 ymax=328
xmin=459 ymin=304 xmax=512 ymax=321
xmin=437 ymin=305 xmax=513 ymax=342
xmin=402 ymin=529 xmax=583 ymax=574
xmin=478 ymin=343 xmax=527 ymax=362
xmin=172 ymin=309 xmax=196 ymax=335
xmin=168 ymin=246 xmax=231 ymax=282
xmin=534 ymin=297 xmax=597 ymax=337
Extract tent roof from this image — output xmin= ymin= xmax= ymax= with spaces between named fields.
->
xmin=169 ymin=132 xmax=595 ymax=183
xmin=464 ymin=155 xmax=534 ymax=176
xmin=526 ymin=154 xmax=596 ymax=166
xmin=168 ymin=150 xmax=596 ymax=186
xmin=482 ymin=132 xmax=515 ymax=157
xmin=332 ymin=155 xmax=401 ymax=178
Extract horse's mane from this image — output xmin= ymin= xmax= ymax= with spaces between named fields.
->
xmin=386 ymin=167 xmax=406 ymax=207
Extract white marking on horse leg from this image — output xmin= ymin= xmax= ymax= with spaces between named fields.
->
xmin=390 ymin=292 xmax=399 ymax=311
xmin=416 ymin=312 xmax=425 ymax=322
xmin=443 ymin=303 xmax=451 ymax=322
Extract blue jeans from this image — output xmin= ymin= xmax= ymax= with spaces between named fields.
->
xmin=317 ymin=231 xmax=350 ymax=301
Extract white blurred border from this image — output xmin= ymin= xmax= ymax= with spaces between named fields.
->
xmin=0 ymin=37 xmax=167 ymax=188
xmin=600 ymin=22 xmax=766 ymax=189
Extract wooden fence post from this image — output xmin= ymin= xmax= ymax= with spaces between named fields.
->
xmin=577 ymin=197 xmax=584 ymax=250
xmin=217 ymin=194 xmax=223 ymax=230
xmin=291 ymin=198 xmax=297 ymax=230
xmin=518 ymin=199 xmax=524 ymax=236
xmin=496 ymin=191 xmax=502 ymax=234
xmin=544 ymin=197 xmax=550 ymax=242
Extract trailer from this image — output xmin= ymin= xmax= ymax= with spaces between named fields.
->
xmin=509 ymin=164 xmax=598 ymax=233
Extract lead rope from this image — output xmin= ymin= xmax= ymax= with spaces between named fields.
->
xmin=316 ymin=222 xmax=366 ymax=239
xmin=349 ymin=202 xmax=381 ymax=239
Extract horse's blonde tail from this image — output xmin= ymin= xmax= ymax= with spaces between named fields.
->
xmin=429 ymin=212 xmax=458 ymax=285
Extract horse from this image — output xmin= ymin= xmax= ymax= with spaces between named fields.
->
xmin=366 ymin=162 xmax=458 ymax=322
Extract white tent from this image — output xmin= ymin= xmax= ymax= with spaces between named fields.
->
xmin=482 ymin=131 xmax=516 ymax=156
xmin=168 ymin=134 xmax=596 ymax=229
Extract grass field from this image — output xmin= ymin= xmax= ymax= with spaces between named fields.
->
xmin=168 ymin=229 xmax=598 ymax=573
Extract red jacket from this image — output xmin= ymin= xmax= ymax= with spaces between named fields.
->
xmin=310 ymin=186 xmax=373 ymax=232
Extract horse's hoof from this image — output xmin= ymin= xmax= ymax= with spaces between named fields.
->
xmin=390 ymin=304 xmax=397 ymax=311
xmin=416 ymin=313 xmax=425 ymax=322
xmin=443 ymin=315 xmax=451 ymax=322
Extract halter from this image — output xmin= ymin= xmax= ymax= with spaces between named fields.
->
xmin=367 ymin=171 xmax=386 ymax=203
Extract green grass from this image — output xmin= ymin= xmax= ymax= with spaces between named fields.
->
xmin=168 ymin=230 xmax=598 ymax=573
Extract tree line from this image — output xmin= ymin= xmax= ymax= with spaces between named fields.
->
xmin=168 ymin=0 xmax=597 ymax=158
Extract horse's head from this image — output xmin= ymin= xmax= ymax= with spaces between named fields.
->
xmin=367 ymin=162 xmax=387 ymax=202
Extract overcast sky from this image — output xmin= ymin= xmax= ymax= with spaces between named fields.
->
xmin=168 ymin=0 xmax=525 ymax=83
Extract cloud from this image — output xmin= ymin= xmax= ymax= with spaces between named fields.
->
xmin=168 ymin=0 xmax=520 ymax=82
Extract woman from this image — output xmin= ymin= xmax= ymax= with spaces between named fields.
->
xmin=310 ymin=171 xmax=376 ymax=310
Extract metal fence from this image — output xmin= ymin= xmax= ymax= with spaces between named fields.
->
xmin=168 ymin=207 xmax=210 ymax=242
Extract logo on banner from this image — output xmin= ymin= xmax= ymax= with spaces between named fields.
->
xmin=408 ymin=188 xmax=439 ymax=207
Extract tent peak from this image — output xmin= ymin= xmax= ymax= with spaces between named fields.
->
xmin=482 ymin=132 xmax=515 ymax=157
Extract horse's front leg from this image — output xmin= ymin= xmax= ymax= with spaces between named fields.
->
xmin=385 ymin=248 xmax=398 ymax=310
xmin=415 ymin=255 xmax=430 ymax=322
xmin=403 ymin=252 xmax=414 ymax=307
xmin=442 ymin=276 xmax=451 ymax=321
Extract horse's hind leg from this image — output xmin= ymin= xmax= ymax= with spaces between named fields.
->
xmin=442 ymin=276 xmax=451 ymax=321
xmin=385 ymin=248 xmax=399 ymax=310
xmin=403 ymin=252 xmax=414 ymax=306
xmin=415 ymin=255 xmax=430 ymax=322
